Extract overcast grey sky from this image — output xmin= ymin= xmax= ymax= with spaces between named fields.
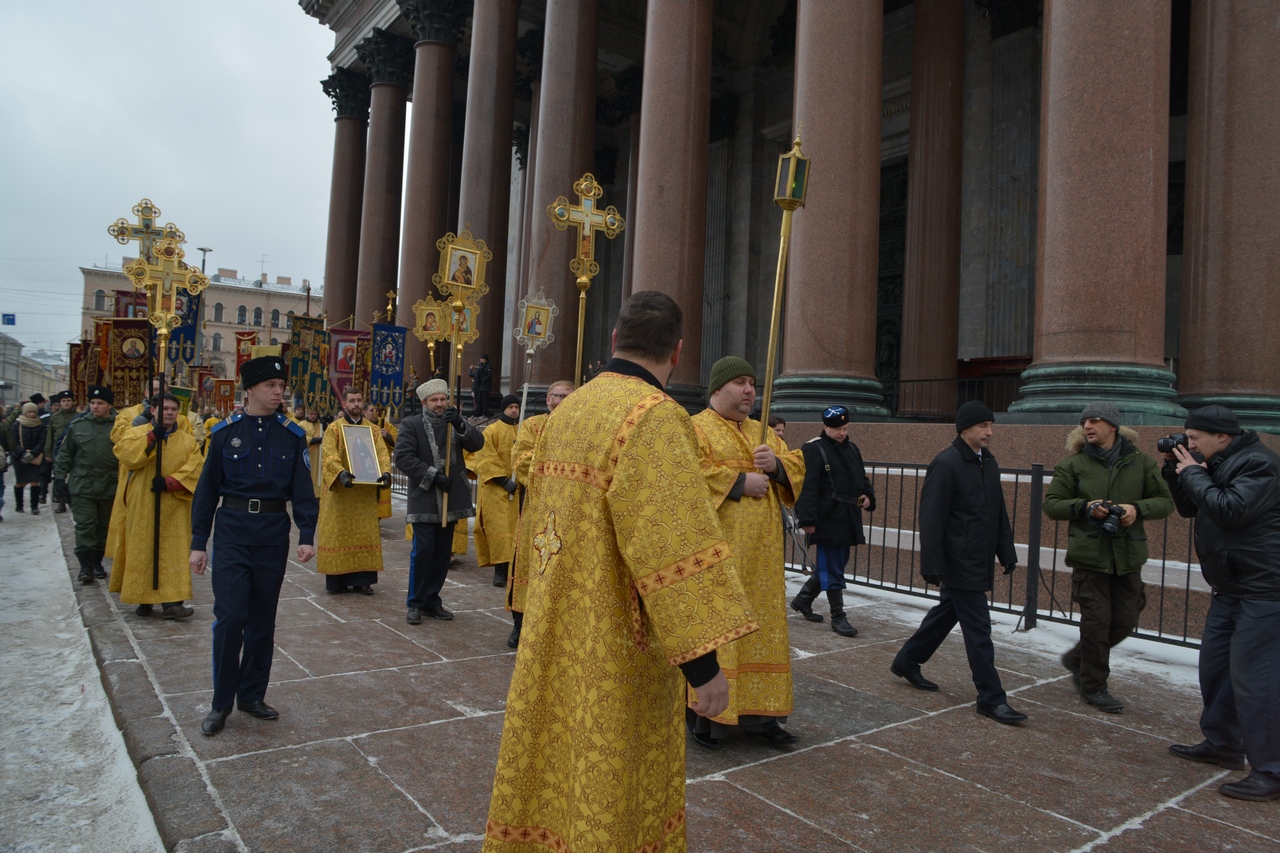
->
xmin=0 ymin=1 xmax=338 ymax=356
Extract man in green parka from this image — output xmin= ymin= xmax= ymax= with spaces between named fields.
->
xmin=1044 ymin=401 xmax=1174 ymax=714
xmin=53 ymin=385 xmax=119 ymax=584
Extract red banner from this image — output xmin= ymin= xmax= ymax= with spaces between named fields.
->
xmin=214 ymin=379 xmax=236 ymax=412
xmin=235 ymin=331 xmax=257 ymax=373
xmin=108 ymin=318 xmax=152 ymax=407
xmin=68 ymin=342 xmax=87 ymax=404
xmin=114 ymin=288 xmax=148 ymax=319
xmin=328 ymin=329 xmax=369 ymax=400
xmin=95 ymin=317 xmax=112 ymax=372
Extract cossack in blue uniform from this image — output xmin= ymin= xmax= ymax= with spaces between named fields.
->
xmin=191 ymin=357 xmax=318 ymax=733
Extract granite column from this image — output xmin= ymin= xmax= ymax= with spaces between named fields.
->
xmin=511 ymin=81 xmax=541 ymax=396
xmin=458 ymin=0 xmax=519 ymax=398
xmin=630 ymin=0 xmax=712 ymax=400
xmin=320 ymin=68 xmax=370 ymax=331
xmin=897 ymin=0 xmax=965 ymax=417
xmin=395 ymin=1 xmax=467 ymax=378
xmin=773 ymin=0 xmax=886 ymax=415
xmin=525 ymin=0 xmax=597 ymax=386
xmin=1009 ymin=0 xmax=1181 ymax=422
xmin=353 ymin=29 xmax=414 ymax=331
xmin=1177 ymin=0 xmax=1280 ymax=431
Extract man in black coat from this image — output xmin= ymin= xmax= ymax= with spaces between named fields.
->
xmin=1163 ymin=405 xmax=1280 ymax=802
xmin=791 ymin=405 xmax=875 ymax=637
xmin=394 ymin=378 xmax=485 ymax=624
xmin=891 ymin=401 xmax=1026 ymax=725
xmin=469 ymin=355 xmax=493 ymax=418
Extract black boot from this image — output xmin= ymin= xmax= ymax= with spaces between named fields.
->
xmin=54 ymin=500 xmax=67 ymax=514
xmin=493 ymin=562 xmax=509 ymax=588
xmin=827 ymin=590 xmax=858 ymax=637
xmin=507 ymin=610 xmax=523 ymax=649
xmin=76 ymin=554 xmax=94 ymax=585
xmin=789 ymin=574 xmax=824 ymax=622
xmin=29 ymin=485 xmax=40 ymax=515
xmin=14 ymin=486 xmax=24 ymax=512
xmin=92 ymin=551 xmax=107 ymax=580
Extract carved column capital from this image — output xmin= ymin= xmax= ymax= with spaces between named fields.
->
xmin=321 ymin=67 xmax=372 ymax=120
xmin=396 ymin=0 xmax=470 ymax=45
xmin=356 ymin=27 xmax=416 ymax=89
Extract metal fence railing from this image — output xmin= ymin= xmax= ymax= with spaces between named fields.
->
xmin=783 ymin=460 xmax=1205 ymax=648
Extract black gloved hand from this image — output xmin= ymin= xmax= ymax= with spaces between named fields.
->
xmin=310 ymin=436 xmax=322 ymax=446
xmin=151 ymin=475 xmax=169 ymax=494
xmin=379 ymin=472 xmax=392 ymax=488
xmin=443 ymin=407 xmax=465 ymax=428
xmin=1002 ymin=563 xmax=1018 ymax=576
xmin=921 ymin=571 xmax=941 ymax=586
xmin=502 ymin=477 xmax=518 ymax=494
xmin=338 ymin=470 xmax=354 ymax=489
xmin=432 ymin=470 xmax=452 ymax=491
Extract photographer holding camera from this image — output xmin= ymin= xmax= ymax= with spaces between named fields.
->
xmin=1043 ymin=402 xmax=1173 ymax=714
xmin=1161 ymin=404 xmax=1280 ymax=802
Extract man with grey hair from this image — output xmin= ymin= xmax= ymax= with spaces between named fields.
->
xmin=394 ymin=378 xmax=484 ymax=624
xmin=1043 ymin=401 xmax=1173 ymax=714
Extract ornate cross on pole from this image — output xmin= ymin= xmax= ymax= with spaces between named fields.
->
xmin=109 ymin=198 xmax=186 ymax=264
xmin=547 ymin=173 xmax=624 ymax=387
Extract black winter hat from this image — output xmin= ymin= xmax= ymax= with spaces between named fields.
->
xmin=955 ymin=400 xmax=995 ymax=433
xmin=1184 ymin=404 xmax=1241 ymax=436
xmin=87 ymin=385 xmax=115 ymax=404
xmin=240 ymin=355 xmax=288 ymax=390
xmin=500 ymin=394 xmax=520 ymax=411
xmin=822 ymin=406 xmax=850 ymax=428
xmin=29 ymin=393 xmax=45 ymax=405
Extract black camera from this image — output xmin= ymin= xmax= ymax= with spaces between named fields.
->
xmin=1157 ymin=433 xmax=1189 ymax=454
xmin=1095 ymin=501 xmax=1126 ymax=537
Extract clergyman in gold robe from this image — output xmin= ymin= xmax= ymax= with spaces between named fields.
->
xmin=109 ymin=393 xmax=204 ymax=619
xmin=316 ymin=388 xmax=390 ymax=594
xmin=483 ymin=291 xmax=757 ymax=853
xmin=689 ymin=356 xmax=805 ymax=748
xmin=505 ymin=378 xmax=574 ymax=648
xmin=473 ymin=394 xmax=522 ymax=588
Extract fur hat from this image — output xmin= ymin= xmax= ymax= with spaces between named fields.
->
xmin=87 ymin=385 xmax=114 ymax=404
xmin=417 ymin=378 xmax=449 ymax=400
xmin=707 ymin=356 xmax=756 ymax=395
xmin=955 ymin=400 xmax=995 ymax=433
xmin=240 ymin=356 xmax=287 ymax=390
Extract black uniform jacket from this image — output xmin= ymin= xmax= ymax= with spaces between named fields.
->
xmin=795 ymin=432 xmax=877 ymax=546
xmin=1165 ymin=431 xmax=1280 ymax=601
xmin=919 ymin=436 xmax=1017 ymax=592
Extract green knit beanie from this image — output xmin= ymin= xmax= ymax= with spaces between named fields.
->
xmin=707 ymin=356 xmax=756 ymax=395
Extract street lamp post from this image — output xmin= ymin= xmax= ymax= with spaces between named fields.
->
xmin=197 ymin=247 xmax=212 ymax=274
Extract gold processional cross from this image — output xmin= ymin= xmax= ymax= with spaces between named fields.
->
xmin=547 ymin=174 xmax=624 ymax=387
xmin=109 ymin=198 xmax=185 ymax=263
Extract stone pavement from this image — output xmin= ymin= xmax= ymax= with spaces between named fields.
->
xmin=45 ymin=507 xmax=1280 ymax=853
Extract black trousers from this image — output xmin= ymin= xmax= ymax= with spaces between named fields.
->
xmin=1063 ymin=569 xmax=1146 ymax=693
xmin=1198 ymin=594 xmax=1280 ymax=779
xmin=408 ymin=521 xmax=455 ymax=610
xmin=210 ymin=509 xmax=290 ymax=711
xmin=895 ymin=585 xmax=1007 ymax=708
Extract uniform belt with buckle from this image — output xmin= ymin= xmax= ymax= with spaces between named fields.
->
xmin=221 ymin=497 xmax=287 ymax=514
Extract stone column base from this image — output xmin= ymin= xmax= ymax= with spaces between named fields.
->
xmin=1006 ymin=362 xmax=1185 ymax=425
xmin=770 ymin=375 xmax=889 ymax=418
xmin=1178 ymin=394 xmax=1280 ymax=436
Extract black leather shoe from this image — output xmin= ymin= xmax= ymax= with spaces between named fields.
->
xmin=406 ymin=606 xmax=423 ymax=625
xmin=690 ymin=730 xmax=719 ymax=750
xmin=507 ymin=625 xmax=520 ymax=649
xmin=748 ymin=723 xmax=799 ymax=745
xmin=1168 ymin=741 xmax=1246 ymax=771
xmin=161 ymin=604 xmax=195 ymax=620
xmin=78 ymin=572 xmax=94 ymax=585
xmin=977 ymin=703 xmax=1028 ymax=725
xmin=830 ymin=613 xmax=858 ymax=637
xmin=135 ymin=604 xmax=153 ymax=617
xmin=93 ymin=567 xmax=107 ymax=580
xmin=354 ymin=585 xmax=374 ymax=595
xmin=890 ymin=662 xmax=939 ymax=692
xmin=237 ymin=700 xmax=279 ymax=720
xmin=789 ymin=597 xmax=823 ymax=623
xmin=1220 ymin=773 xmax=1280 ymax=802
xmin=201 ymin=707 xmax=231 ymax=735
xmin=1082 ymin=690 xmax=1123 ymax=713
xmin=426 ymin=605 xmax=455 ymax=621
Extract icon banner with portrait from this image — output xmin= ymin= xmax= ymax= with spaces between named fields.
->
xmin=340 ymin=423 xmax=385 ymax=484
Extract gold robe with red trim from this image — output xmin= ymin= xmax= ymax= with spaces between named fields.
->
xmin=506 ymin=413 xmax=549 ymax=613
xmin=690 ymin=409 xmax=805 ymax=724
xmin=472 ymin=419 xmax=520 ymax=566
xmin=316 ymin=418 xmax=390 ymax=575
xmin=483 ymin=371 xmax=758 ymax=853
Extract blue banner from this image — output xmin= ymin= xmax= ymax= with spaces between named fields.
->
xmin=151 ymin=289 xmax=202 ymax=369
xmin=369 ymin=323 xmax=407 ymax=414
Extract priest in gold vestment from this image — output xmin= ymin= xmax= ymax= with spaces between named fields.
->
xmin=473 ymin=395 xmax=522 ymax=588
xmin=316 ymin=388 xmax=391 ymax=594
xmin=300 ymin=410 xmax=324 ymax=491
xmin=109 ymin=393 xmax=204 ymax=619
xmin=505 ymin=379 xmax=575 ymax=648
xmin=689 ymin=356 xmax=805 ymax=748
xmin=484 ymin=292 xmax=757 ymax=853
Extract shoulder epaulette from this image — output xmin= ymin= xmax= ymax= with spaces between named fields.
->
xmin=277 ymin=413 xmax=307 ymax=438
xmin=210 ymin=413 xmax=240 ymax=435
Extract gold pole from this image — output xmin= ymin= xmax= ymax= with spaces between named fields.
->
xmin=758 ymin=208 xmax=795 ymax=446
xmin=440 ymin=297 xmax=465 ymax=526
xmin=574 ymin=275 xmax=589 ymax=387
